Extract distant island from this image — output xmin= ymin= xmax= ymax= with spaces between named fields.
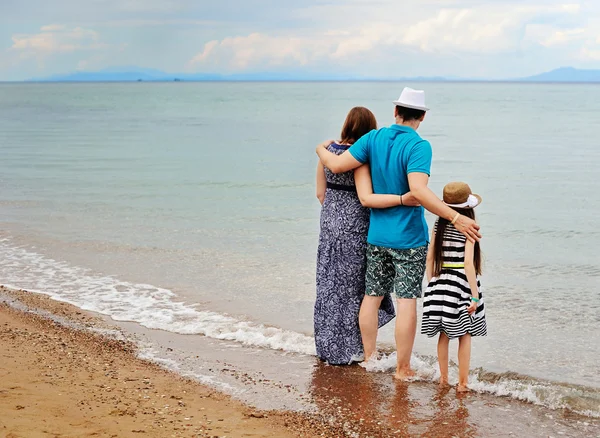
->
xmin=23 ymin=67 xmax=600 ymax=83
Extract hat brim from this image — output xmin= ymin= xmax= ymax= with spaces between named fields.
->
xmin=392 ymin=101 xmax=429 ymax=111
xmin=444 ymin=194 xmax=482 ymax=209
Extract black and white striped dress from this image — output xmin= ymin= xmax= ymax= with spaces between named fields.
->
xmin=421 ymin=221 xmax=487 ymax=339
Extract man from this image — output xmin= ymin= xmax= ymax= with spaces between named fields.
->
xmin=315 ymin=87 xmax=481 ymax=380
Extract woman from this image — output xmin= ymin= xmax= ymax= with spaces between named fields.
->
xmin=314 ymin=107 xmax=420 ymax=365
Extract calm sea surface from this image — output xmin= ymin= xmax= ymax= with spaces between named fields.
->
xmin=0 ymin=82 xmax=599 ymax=416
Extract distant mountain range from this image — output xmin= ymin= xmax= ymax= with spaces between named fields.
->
xmin=28 ymin=67 xmax=359 ymax=82
xmin=24 ymin=67 xmax=600 ymax=83
xmin=519 ymin=67 xmax=600 ymax=82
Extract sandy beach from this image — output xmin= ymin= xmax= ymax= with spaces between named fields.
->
xmin=1 ymin=286 xmax=599 ymax=438
xmin=0 ymin=287 xmax=342 ymax=438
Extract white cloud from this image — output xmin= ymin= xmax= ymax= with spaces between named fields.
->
xmin=189 ymin=3 xmax=592 ymax=73
xmin=526 ymin=26 xmax=587 ymax=47
xmin=10 ymin=25 xmax=108 ymax=59
xmin=189 ymin=33 xmax=333 ymax=70
xmin=397 ymin=5 xmax=579 ymax=52
xmin=3 ymin=0 xmax=600 ymax=80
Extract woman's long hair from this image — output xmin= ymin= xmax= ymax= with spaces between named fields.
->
xmin=340 ymin=107 xmax=377 ymax=145
xmin=433 ymin=208 xmax=482 ymax=277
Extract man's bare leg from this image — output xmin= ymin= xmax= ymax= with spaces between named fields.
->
xmin=359 ymin=295 xmax=384 ymax=362
xmin=393 ymin=298 xmax=417 ymax=380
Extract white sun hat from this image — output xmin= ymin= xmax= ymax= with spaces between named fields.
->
xmin=392 ymin=87 xmax=429 ymax=111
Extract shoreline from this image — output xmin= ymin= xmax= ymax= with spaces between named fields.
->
xmin=0 ymin=287 xmax=349 ymax=437
xmin=1 ymin=286 xmax=599 ymax=438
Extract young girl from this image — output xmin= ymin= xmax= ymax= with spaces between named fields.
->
xmin=421 ymin=182 xmax=487 ymax=392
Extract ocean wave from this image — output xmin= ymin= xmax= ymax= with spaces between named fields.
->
xmin=361 ymin=353 xmax=600 ymax=418
xmin=0 ymin=237 xmax=315 ymax=356
xmin=1 ymin=237 xmax=599 ymax=418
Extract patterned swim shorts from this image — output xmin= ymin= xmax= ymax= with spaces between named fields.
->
xmin=365 ymin=244 xmax=427 ymax=299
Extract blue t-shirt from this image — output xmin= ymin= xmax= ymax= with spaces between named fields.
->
xmin=348 ymin=124 xmax=432 ymax=250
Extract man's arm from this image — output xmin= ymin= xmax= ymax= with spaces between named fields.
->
xmin=315 ymin=140 xmax=363 ymax=174
xmin=407 ymin=172 xmax=481 ymax=242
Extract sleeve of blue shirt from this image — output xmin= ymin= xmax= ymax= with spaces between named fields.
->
xmin=406 ymin=140 xmax=432 ymax=176
xmin=347 ymin=131 xmax=373 ymax=164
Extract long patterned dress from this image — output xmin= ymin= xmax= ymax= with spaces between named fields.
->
xmin=315 ymin=143 xmax=396 ymax=365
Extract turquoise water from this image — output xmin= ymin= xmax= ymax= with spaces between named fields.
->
xmin=0 ymin=82 xmax=599 ymax=415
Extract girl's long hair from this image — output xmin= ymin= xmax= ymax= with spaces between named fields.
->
xmin=340 ymin=107 xmax=377 ymax=145
xmin=433 ymin=208 xmax=482 ymax=277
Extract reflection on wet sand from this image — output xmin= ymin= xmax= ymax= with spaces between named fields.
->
xmin=385 ymin=381 xmax=413 ymax=436
xmin=309 ymin=361 xmax=478 ymax=437
xmin=421 ymin=387 xmax=477 ymax=437
xmin=309 ymin=360 xmax=386 ymax=431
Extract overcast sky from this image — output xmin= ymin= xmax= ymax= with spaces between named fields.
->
xmin=1 ymin=0 xmax=599 ymax=80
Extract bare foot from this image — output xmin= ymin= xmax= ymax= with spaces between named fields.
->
xmin=394 ymin=368 xmax=416 ymax=381
xmin=359 ymin=351 xmax=378 ymax=368
xmin=457 ymin=385 xmax=472 ymax=393
xmin=364 ymin=351 xmax=378 ymax=362
xmin=439 ymin=377 xmax=450 ymax=387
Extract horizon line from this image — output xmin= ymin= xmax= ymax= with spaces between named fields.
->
xmin=2 ymin=79 xmax=600 ymax=84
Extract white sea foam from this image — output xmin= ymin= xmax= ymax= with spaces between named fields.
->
xmin=0 ymin=238 xmax=316 ymax=356
xmin=360 ymin=352 xmax=600 ymax=418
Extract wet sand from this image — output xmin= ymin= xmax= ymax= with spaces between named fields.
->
xmin=1 ymin=286 xmax=599 ymax=438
